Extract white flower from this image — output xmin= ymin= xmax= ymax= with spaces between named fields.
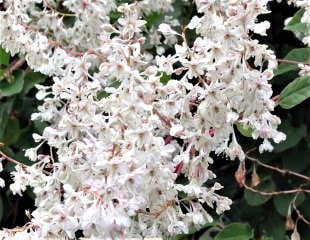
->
xmin=168 ymin=221 xmax=189 ymax=234
xmin=187 ymin=16 xmax=201 ymax=29
xmin=298 ymin=64 xmax=310 ymax=76
xmin=253 ymin=21 xmax=270 ymax=36
xmin=226 ymin=112 xmax=239 ymax=123
xmin=170 ymin=124 xmax=184 ymax=137
xmin=158 ymin=23 xmax=180 ymax=36
xmin=156 ymin=55 xmax=176 ymax=75
xmin=24 ymin=148 xmax=38 ymax=162
xmin=10 ymin=166 xmax=28 ymax=196
xmin=259 ymin=139 xmax=274 ymax=153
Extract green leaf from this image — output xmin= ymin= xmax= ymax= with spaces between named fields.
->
xmin=1 ymin=147 xmax=16 ymax=172
xmin=236 ymin=123 xmax=253 ymax=138
xmin=145 ymin=12 xmax=164 ymax=29
xmin=285 ymin=9 xmax=310 ymax=43
xmin=2 ymin=117 xmax=24 ymax=146
xmin=275 ymin=48 xmax=310 ymax=76
xmin=244 ymin=178 xmax=275 ymax=206
xmin=0 ymin=48 xmax=10 ymax=66
xmin=259 ymin=237 xmax=273 ymax=240
xmin=286 ymin=9 xmax=304 ymax=26
xmin=34 ymin=120 xmax=48 ymax=134
xmin=97 ymin=80 xmax=120 ymax=100
xmin=215 ymin=223 xmax=253 ymax=240
xmin=285 ymin=9 xmax=308 ymax=35
xmin=0 ymin=69 xmax=4 ymax=79
xmin=14 ymin=151 xmax=33 ymax=166
xmin=279 ymin=75 xmax=310 ymax=109
xmin=285 ymin=23 xmax=309 ymax=35
xmin=261 ymin=212 xmax=286 ymax=240
xmin=0 ymin=100 xmax=14 ymax=140
xmin=62 ymin=16 xmax=76 ymax=27
xmin=160 ymin=72 xmax=171 ymax=85
xmin=299 ymin=199 xmax=310 ymax=218
xmin=273 ymin=120 xmax=306 ymax=152
xmin=0 ymin=70 xmax=24 ymax=97
xmin=282 ymin=147 xmax=310 ymax=172
xmin=273 ymin=194 xmax=305 ymax=216
xmin=109 ymin=10 xmax=122 ymax=24
xmin=171 ymin=221 xmax=220 ymax=240
xmin=22 ymin=71 xmax=47 ymax=94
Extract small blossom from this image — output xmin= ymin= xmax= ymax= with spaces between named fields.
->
xmin=158 ymin=23 xmax=180 ymax=36
xmin=25 ymin=148 xmax=38 ymax=162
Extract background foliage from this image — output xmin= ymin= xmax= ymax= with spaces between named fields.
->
xmin=0 ymin=1 xmax=309 ymax=239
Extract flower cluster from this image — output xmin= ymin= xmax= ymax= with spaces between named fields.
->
xmin=0 ymin=0 xmax=286 ymax=239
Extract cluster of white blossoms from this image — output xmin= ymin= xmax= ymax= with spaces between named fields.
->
xmin=0 ymin=0 xmax=288 ymax=239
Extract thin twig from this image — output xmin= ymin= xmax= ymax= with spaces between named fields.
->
xmin=137 ymin=200 xmax=175 ymax=218
xmin=7 ymin=58 xmax=26 ymax=73
xmin=0 ymin=150 xmax=51 ymax=175
xmin=291 ymin=193 xmax=310 ymax=226
xmin=0 ymin=150 xmax=28 ymax=169
xmin=243 ymin=182 xmax=310 ymax=196
xmin=0 ymin=58 xmax=26 ymax=81
xmin=246 ymin=155 xmax=310 ymax=182
xmin=277 ymin=59 xmax=310 ymax=66
xmin=22 ymin=24 xmax=84 ymax=57
xmin=137 ymin=196 xmax=196 ymax=218
xmin=153 ymin=109 xmax=172 ymax=128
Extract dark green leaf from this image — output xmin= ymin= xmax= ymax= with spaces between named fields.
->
xmin=284 ymin=9 xmax=310 ymax=44
xmin=0 ymin=101 xmax=14 ymax=140
xmin=2 ymin=117 xmax=26 ymax=146
xmin=160 ymin=72 xmax=171 ymax=85
xmin=109 ymin=10 xmax=122 ymax=24
xmin=1 ymin=147 xmax=16 ymax=172
xmin=259 ymin=237 xmax=273 ymax=240
xmin=62 ymin=16 xmax=76 ymax=27
xmin=260 ymin=212 xmax=286 ymax=240
xmin=282 ymin=147 xmax=310 ymax=172
xmin=286 ymin=9 xmax=304 ymax=26
xmin=273 ymin=120 xmax=306 ymax=152
xmin=215 ymin=223 xmax=253 ymax=240
xmin=0 ymin=70 xmax=24 ymax=97
xmin=145 ymin=12 xmax=164 ymax=29
xmin=0 ymin=48 xmax=10 ymax=66
xmin=34 ymin=120 xmax=48 ymax=135
xmin=273 ymin=193 xmax=305 ymax=216
xmin=15 ymin=151 xmax=33 ymax=166
xmin=285 ymin=23 xmax=309 ymax=35
xmin=244 ymin=178 xmax=275 ymax=206
xmin=0 ymin=69 xmax=4 ymax=78
xmin=97 ymin=80 xmax=121 ymax=100
xmin=279 ymin=76 xmax=310 ymax=109
xmin=275 ymin=48 xmax=310 ymax=76
xmin=22 ymin=71 xmax=47 ymax=94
